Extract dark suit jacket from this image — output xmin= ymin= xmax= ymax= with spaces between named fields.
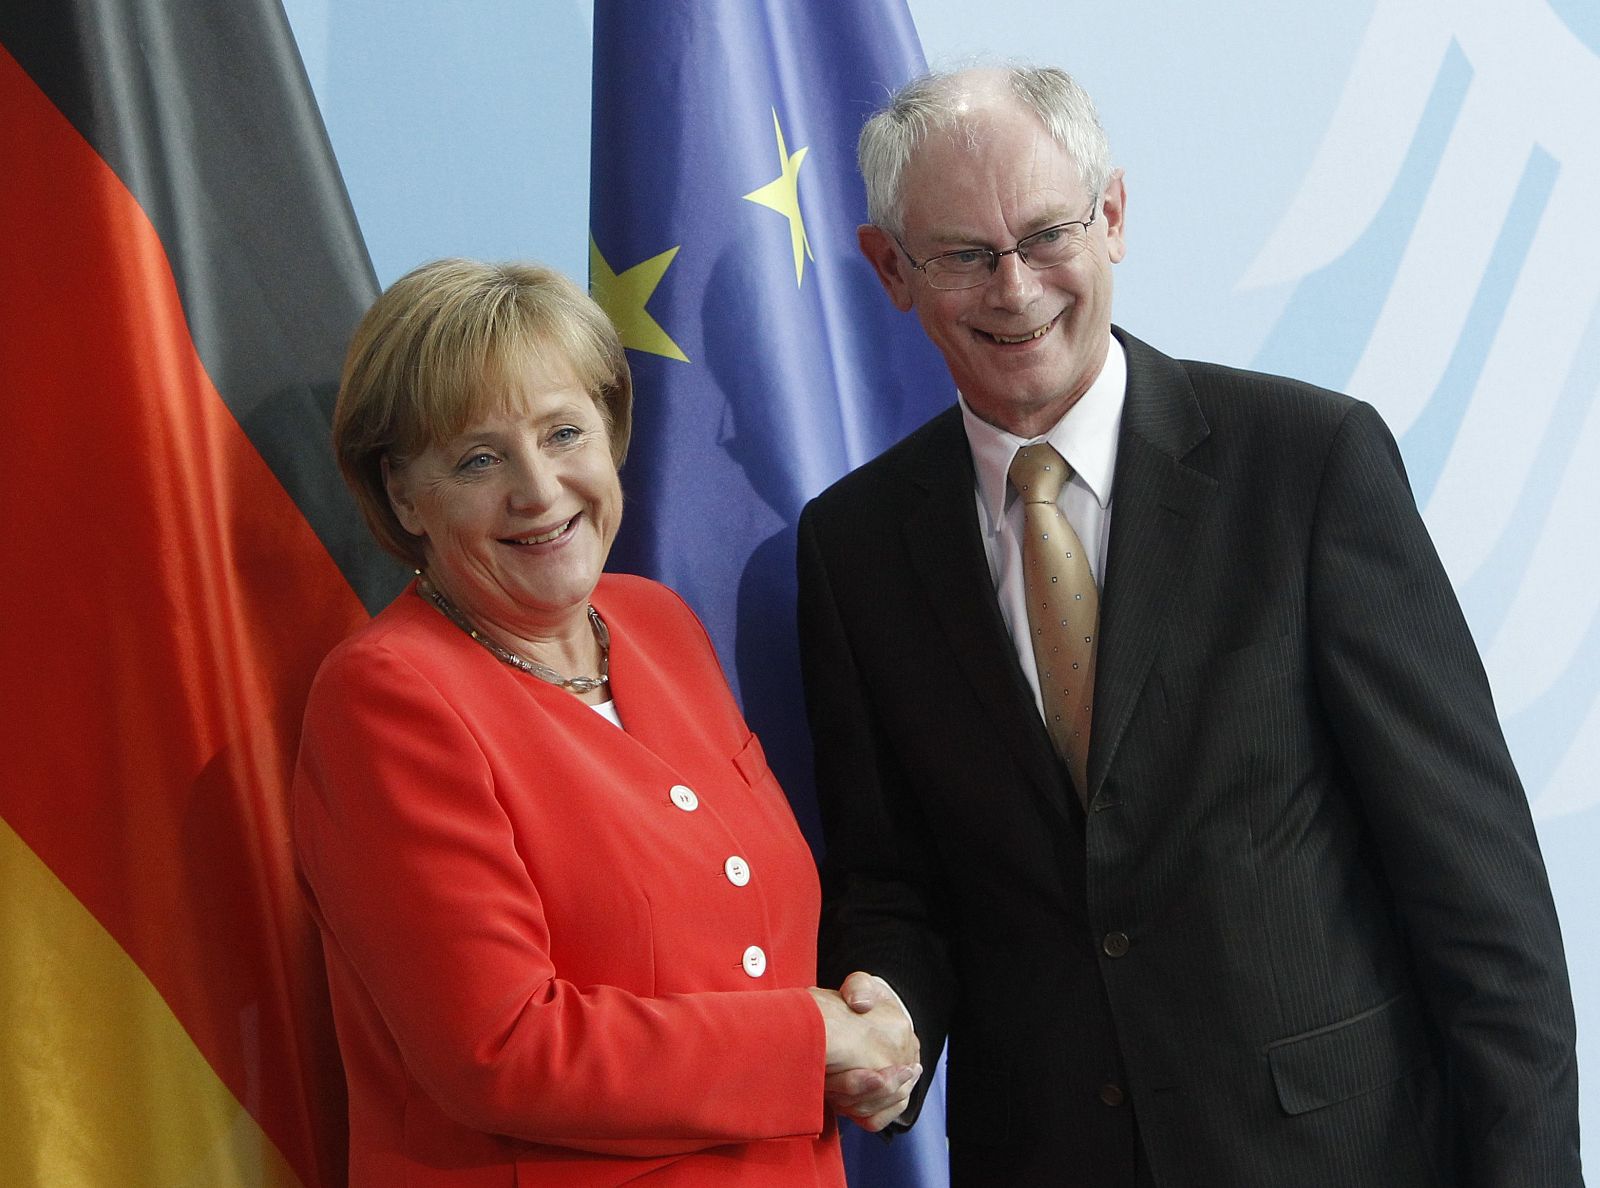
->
xmin=797 ymin=329 xmax=1581 ymax=1188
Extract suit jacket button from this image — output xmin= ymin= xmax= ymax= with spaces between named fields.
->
xmin=1099 ymin=1083 xmax=1126 ymax=1107
xmin=724 ymin=855 xmax=751 ymax=886
xmin=741 ymin=945 xmax=767 ymax=978
xmin=1102 ymin=931 xmax=1130 ymax=958
xmin=669 ymin=785 xmax=699 ymax=811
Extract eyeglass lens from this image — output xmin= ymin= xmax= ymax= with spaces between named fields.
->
xmin=923 ymin=219 xmax=1092 ymax=290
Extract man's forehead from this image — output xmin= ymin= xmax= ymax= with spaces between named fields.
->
xmin=899 ymin=116 xmax=1090 ymax=236
xmin=937 ymin=66 xmax=1014 ymax=111
xmin=907 ymin=98 xmax=1076 ymax=183
xmin=921 ymin=93 xmax=1038 ymax=152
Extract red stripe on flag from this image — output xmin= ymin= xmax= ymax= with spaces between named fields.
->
xmin=1 ymin=43 xmax=364 ymax=1188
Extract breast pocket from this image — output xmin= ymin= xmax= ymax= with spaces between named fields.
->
xmin=732 ymin=732 xmax=773 ymax=788
xmin=1160 ymin=633 xmax=1298 ymax=715
xmin=731 ymin=732 xmax=794 ymax=817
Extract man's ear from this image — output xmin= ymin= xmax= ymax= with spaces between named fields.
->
xmin=382 ymin=455 xmax=425 ymax=538
xmin=1101 ymin=168 xmax=1127 ymax=265
xmin=858 ymin=224 xmax=916 ymax=312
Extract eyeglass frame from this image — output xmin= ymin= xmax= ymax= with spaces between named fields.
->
xmin=891 ymin=200 xmax=1101 ymax=291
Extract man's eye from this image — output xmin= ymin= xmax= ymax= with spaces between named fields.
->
xmin=1032 ymin=227 xmax=1065 ymax=245
xmin=949 ymin=250 xmax=987 ymax=267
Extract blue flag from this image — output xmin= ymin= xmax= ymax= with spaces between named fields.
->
xmin=590 ymin=2 xmax=952 ymax=1184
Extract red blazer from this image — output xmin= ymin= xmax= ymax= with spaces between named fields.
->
xmin=294 ymin=574 xmax=843 ymax=1187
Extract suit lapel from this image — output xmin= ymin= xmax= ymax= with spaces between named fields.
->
xmin=901 ymin=409 xmax=1080 ymax=826
xmin=1089 ymin=330 xmax=1216 ymax=800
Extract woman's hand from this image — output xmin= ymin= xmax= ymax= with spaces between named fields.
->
xmin=807 ymin=972 xmax=922 ymax=1131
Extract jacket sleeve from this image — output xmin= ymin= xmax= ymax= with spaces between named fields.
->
xmin=1307 ymin=401 xmax=1581 ymax=1183
xmin=292 ymin=641 xmax=827 ymax=1156
xmin=797 ymin=503 xmax=956 ymax=1130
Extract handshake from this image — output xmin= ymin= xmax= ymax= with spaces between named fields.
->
xmin=807 ymin=972 xmax=923 ymax=1132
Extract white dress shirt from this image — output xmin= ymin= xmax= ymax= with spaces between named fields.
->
xmin=959 ymin=335 xmax=1126 ymax=723
xmin=872 ymin=340 xmax=1127 ymax=1074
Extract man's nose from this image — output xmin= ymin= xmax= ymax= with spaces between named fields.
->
xmin=985 ymin=249 xmax=1039 ymax=310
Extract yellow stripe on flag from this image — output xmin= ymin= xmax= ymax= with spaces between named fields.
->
xmin=0 ymin=817 xmax=308 ymax=1188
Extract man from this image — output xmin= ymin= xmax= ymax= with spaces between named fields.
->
xmin=798 ymin=65 xmax=1582 ymax=1186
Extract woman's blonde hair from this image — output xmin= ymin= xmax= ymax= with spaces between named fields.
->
xmin=333 ymin=259 xmax=632 ymax=567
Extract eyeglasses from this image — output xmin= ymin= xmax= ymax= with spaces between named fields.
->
xmin=894 ymin=204 xmax=1099 ymax=291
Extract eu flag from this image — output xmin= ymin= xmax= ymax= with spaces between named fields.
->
xmin=590 ymin=2 xmax=952 ymax=1184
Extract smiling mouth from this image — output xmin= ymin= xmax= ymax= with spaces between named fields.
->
xmin=506 ymin=517 xmax=574 ymax=546
xmin=981 ymin=314 xmax=1059 ymax=345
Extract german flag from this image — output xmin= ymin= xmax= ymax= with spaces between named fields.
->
xmin=0 ymin=3 xmax=402 ymax=1184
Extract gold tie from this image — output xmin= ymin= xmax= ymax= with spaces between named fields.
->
xmin=1009 ymin=443 xmax=1098 ymax=805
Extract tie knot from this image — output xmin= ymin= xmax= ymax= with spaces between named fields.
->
xmin=1009 ymin=442 xmax=1070 ymax=504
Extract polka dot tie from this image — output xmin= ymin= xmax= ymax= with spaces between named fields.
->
xmin=1009 ymin=443 xmax=1098 ymax=806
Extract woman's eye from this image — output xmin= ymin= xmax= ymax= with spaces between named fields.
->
xmin=550 ymin=425 xmax=582 ymax=446
xmin=459 ymin=452 xmax=497 ymax=471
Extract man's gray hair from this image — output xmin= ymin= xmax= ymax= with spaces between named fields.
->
xmin=858 ymin=65 xmax=1112 ymax=237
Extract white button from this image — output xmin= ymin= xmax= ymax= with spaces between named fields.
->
xmin=724 ymin=856 xmax=751 ymax=886
xmin=741 ymin=945 xmax=767 ymax=978
xmin=669 ymin=785 xmax=699 ymax=811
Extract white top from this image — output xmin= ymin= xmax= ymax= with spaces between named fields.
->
xmin=590 ymin=698 xmax=623 ymax=728
xmin=959 ymin=335 xmax=1127 ymax=720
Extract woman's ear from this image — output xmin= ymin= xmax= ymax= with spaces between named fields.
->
xmin=382 ymin=455 xmax=425 ymax=537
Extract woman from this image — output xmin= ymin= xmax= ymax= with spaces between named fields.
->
xmin=293 ymin=259 xmax=918 ymax=1186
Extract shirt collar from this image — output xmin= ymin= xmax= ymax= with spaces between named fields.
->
xmin=961 ymin=334 xmax=1127 ymax=534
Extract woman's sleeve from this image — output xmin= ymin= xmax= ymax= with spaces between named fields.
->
xmin=292 ymin=641 xmax=827 ymax=1155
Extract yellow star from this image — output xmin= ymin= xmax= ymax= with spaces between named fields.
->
xmin=742 ymin=108 xmax=814 ymax=287
xmin=589 ymin=236 xmax=690 ymax=362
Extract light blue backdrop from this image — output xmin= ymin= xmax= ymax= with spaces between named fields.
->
xmin=285 ymin=0 xmax=1600 ymax=1162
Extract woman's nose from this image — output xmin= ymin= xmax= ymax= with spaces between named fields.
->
xmin=506 ymin=456 xmax=561 ymax=510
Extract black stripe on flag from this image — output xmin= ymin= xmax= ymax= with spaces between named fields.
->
xmin=1 ymin=0 xmax=405 ymax=612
